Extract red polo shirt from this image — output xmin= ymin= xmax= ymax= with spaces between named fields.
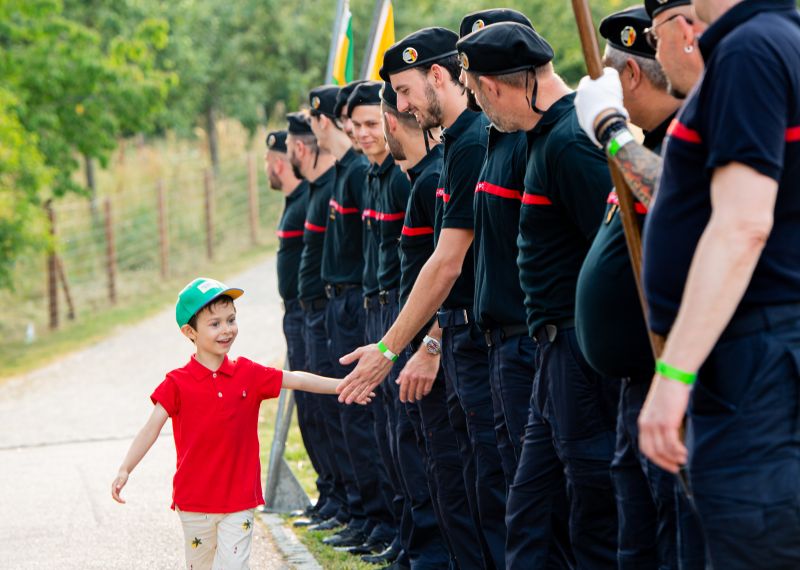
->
xmin=151 ymin=354 xmax=282 ymax=513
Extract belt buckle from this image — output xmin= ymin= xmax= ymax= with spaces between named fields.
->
xmin=545 ymin=324 xmax=558 ymax=343
xmin=461 ymin=309 xmax=469 ymax=325
xmin=379 ymin=291 xmax=388 ymax=305
xmin=324 ymin=284 xmax=333 ymax=299
xmin=484 ymin=330 xmax=493 ymax=347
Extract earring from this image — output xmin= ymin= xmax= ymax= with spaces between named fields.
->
xmin=684 ymin=45 xmax=694 ymax=53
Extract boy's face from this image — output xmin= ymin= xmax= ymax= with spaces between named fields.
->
xmin=182 ymin=300 xmax=238 ymax=358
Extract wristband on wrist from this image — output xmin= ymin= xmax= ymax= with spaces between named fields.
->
xmin=655 ymin=359 xmax=697 ymax=385
xmin=377 ymin=339 xmax=399 ymax=363
xmin=594 ymin=112 xmax=627 ymax=144
xmin=607 ymin=129 xmax=635 ymax=157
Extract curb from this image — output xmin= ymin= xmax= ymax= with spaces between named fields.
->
xmin=258 ymin=513 xmax=322 ymax=569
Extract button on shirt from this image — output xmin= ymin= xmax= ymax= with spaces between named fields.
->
xmin=576 ymin=116 xmax=672 ymax=378
xmin=377 ymin=157 xmax=411 ymax=291
xmin=322 ymin=148 xmax=369 ymax=285
xmin=362 ymin=158 xmax=385 ymax=298
xmin=298 ymin=167 xmax=336 ymax=301
xmin=473 ymin=126 xmax=528 ymax=329
xmin=150 ymin=355 xmax=282 ymax=512
xmin=435 ymin=109 xmax=490 ymax=310
xmin=643 ymin=0 xmax=800 ymax=336
xmin=518 ymin=92 xmax=611 ymax=336
xmin=400 ymin=146 xmax=443 ymax=306
xmin=276 ymin=181 xmax=309 ymax=302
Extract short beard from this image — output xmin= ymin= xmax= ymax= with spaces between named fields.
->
xmin=289 ymin=155 xmax=304 ymax=180
xmin=417 ymin=81 xmax=444 ymax=130
xmin=465 ymin=89 xmax=481 ymax=113
xmin=268 ymin=172 xmax=282 ymax=190
xmin=385 ymin=130 xmax=406 ymax=161
xmin=667 ymin=82 xmax=687 ymax=100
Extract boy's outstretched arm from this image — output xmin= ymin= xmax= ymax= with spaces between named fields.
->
xmin=282 ymin=371 xmax=374 ymax=403
xmin=111 ymin=403 xmax=169 ymax=504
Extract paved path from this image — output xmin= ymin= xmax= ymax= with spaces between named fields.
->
xmin=0 ymin=256 xmax=298 ymax=569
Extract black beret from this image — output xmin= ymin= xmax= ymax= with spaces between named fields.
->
xmin=379 ymin=27 xmax=459 ymax=81
xmin=286 ymin=112 xmax=313 ymax=136
xmin=644 ymin=0 xmax=691 ymax=19
xmin=346 ymin=81 xmax=383 ymax=117
xmin=459 ymin=8 xmax=532 ymax=38
xmin=265 ymin=130 xmax=288 ymax=153
xmin=308 ymin=85 xmax=340 ymax=119
xmin=456 ymin=22 xmax=554 ymax=76
xmin=600 ymin=6 xmax=656 ymax=59
xmin=334 ymin=80 xmax=366 ymax=118
xmin=380 ymin=81 xmax=398 ymax=109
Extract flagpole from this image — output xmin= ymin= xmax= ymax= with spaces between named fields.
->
xmin=326 ymin=0 xmax=346 ymax=83
xmin=360 ymin=0 xmax=385 ymax=79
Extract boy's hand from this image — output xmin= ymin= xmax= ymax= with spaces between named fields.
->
xmin=111 ymin=471 xmax=129 ymax=503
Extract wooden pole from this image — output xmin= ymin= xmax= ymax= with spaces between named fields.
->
xmin=104 ymin=198 xmax=117 ymax=305
xmin=247 ymin=153 xmax=259 ymax=245
xmin=55 ymin=256 xmax=75 ymax=320
xmin=157 ymin=179 xmax=169 ymax=278
xmin=571 ymin=0 xmax=664 ymax=357
xmin=204 ymin=169 xmax=215 ymax=260
xmin=45 ymin=200 xmax=58 ymax=330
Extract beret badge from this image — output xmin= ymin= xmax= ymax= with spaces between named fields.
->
xmin=402 ymin=47 xmax=418 ymax=64
xmin=471 ymin=19 xmax=485 ymax=33
xmin=459 ymin=52 xmax=470 ymax=70
xmin=620 ymin=26 xmax=637 ymax=48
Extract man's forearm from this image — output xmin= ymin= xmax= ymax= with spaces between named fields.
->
xmin=609 ymin=142 xmax=661 ymax=207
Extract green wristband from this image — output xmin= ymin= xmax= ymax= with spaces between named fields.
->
xmin=377 ymin=340 xmax=398 ymax=363
xmin=656 ymin=360 xmax=697 ymax=385
xmin=607 ymin=129 xmax=635 ymax=157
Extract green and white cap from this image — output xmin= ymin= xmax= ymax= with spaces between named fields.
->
xmin=176 ymin=277 xmax=244 ymax=327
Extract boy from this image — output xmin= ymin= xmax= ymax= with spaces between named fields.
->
xmin=111 ymin=277 xmax=362 ymax=570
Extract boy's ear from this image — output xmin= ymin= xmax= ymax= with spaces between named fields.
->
xmin=180 ymin=324 xmax=197 ymax=342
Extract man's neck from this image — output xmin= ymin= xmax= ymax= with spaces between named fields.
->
xmin=282 ymin=178 xmax=302 ymax=196
xmin=441 ymin=94 xmax=468 ymax=130
xmin=368 ymin=149 xmax=389 ymax=166
xmin=305 ymin=154 xmax=336 ymax=182
xmin=327 ymin=133 xmax=353 ymax=161
xmin=520 ymin=75 xmax=571 ymax=131
xmin=637 ymin=95 xmax=682 ymax=132
xmin=403 ymin=136 xmax=433 ymax=169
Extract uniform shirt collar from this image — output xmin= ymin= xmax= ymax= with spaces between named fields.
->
xmin=186 ymin=354 xmax=236 ymax=380
xmin=530 ymin=92 xmax=575 ymax=135
xmin=442 ymin=109 xmax=482 ymax=143
xmin=699 ymin=0 xmax=796 ymax=61
xmin=407 ymin=145 xmax=443 ymax=183
xmin=337 ymin=146 xmax=358 ymax=167
xmin=643 ymin=112 xmax=676 ymax=151
xmin=309 ymin=165 xmax=336 ymax=189
xmin=286 ymin=180 xmax=308 ymax=203
xmin=368 ymin=153 xmax=394 ymax=177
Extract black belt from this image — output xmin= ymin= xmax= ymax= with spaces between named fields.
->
xmin=437 ymin=307 xmax=473 ymax=329
xmin=532 ymin=318 xmax=575 ymax=344
xmin=325 ymin=283 xmax=360 ymax=299
xmin=483 ymin=324 xmax=529 ymax=347
xmin=299 ymin=297 xmax=328 ymax=312
xmin=378 ymin=289 xmax=400 ymax=306
xmin=282 ymin=299 xmax=301 ymax=312
xmin=719 ymin=302 xmax=800 ymax=342
xmin=363 ymin=294 xmax=380 ymax=310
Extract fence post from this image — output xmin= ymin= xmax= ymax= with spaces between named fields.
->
xmin=104 ymin=198 xmax=117 ymax=304
xmin=157 ymin=179 xmax=169 ymax=278
xmin=204 ymin=169 xmax=214 ymax=260
xmin=45 ymin=200 xmax=58 ymax=330
xmin=248 ymin=153 xmax=259 ymax=245
xmin=56 ymin=257 xmax=75 ymax=321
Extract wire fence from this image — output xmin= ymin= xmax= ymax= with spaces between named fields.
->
xmin=2 ymin=152 xmax=284 ymax=344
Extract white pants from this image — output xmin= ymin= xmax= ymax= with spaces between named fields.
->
xmin=177 ymin=508 xmax=255 ymax=570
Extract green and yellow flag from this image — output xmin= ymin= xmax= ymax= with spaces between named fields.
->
xmin=332 ymin=2 xmax=354 ymax=85
xmin=364 ymin=0 xmax=395 ymax=81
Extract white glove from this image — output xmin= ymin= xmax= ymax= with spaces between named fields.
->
xmin=575 ymin=67 xmax=629 ymax=147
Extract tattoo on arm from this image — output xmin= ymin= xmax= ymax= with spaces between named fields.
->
xmin=611 ymin=143 xmax=663 ymax=208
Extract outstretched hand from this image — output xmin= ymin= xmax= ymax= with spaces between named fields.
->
xmin=111 ymin=471 xmax=129 ymax=504
xmin=337 ymin=343 xmax=394 ymax=404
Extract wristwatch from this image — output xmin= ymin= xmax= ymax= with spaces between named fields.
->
xmin=422 ymin=335 xmax=441 ymax=355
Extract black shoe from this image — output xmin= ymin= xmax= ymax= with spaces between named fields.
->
xmin=346 ymin=538 xmax=390 ymax=555
xmin=326 ymin=530 xmax=368 ymax=548
xmin=308 ymin=517 xmax=345 ymax=532
xmin=292 ymin=515 xmax=324 ymax=528
xmin=362 ymin=544 xmax=400 ymax=565
xmin=321 ymin=525 xmax=358 ymax=544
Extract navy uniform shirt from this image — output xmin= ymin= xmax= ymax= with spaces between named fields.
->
xmin=575 ymin=117 xmax=671 ymax=378
xmin=643 ymin=0 xmax=800 ymax=336
xmin=473 ymin=127 xmax=528 ymax=329
xmin=361 ymin=159 xmax=384 ymax=298
xmin=518 ymin=92 xmax=611 ymax=336
xmin=298 ymin=167 xmax=336 ymax=302
xmin=322 ymin=148 xmax=369 ymax=285
xmin=399 ymin=145 xmax=443 ymax=306
xmin=435 ymin=109 xmax=490 ymax=310
xmin=276 ymin=181 xmax=309 ymax=302
xmin=377 ymin=157 xmax=411 ymax=291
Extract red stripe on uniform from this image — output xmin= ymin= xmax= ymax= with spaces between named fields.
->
xmin=475 ymin=181 xmax=523 ymax=200
xmin=787 ymin=126 xmax=800 ymax=142
xmin=304 ymin=221 xmax=326 ymax=233
xmin=362 ymin=209 xmax=377 ymax=220
xmin=329 ymin=198 xmax=360 ymax=215
xmin=521 ymin=193 xmax=552 ymax=206
xmin=377 ymin=212 xmax=405 ymax=221
xmin=276 ymin=229 xmax=304 ymax=238
xmin=402 ymin=225 xmax=434 ymax=236
xmin=436 ymin=188 xmax=450 ymax=203
xmin=667 ymin=119 xmax=702 ymax=144
xmin=607 ymin=191 xmax=648 ymax=214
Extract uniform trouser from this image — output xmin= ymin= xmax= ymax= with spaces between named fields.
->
xmin=326 ymin=287 xmax=395 ymax=540
xmin=438 ymin=308 xmax=508 ymax=570
xmin=382 ymin=293 xmax=450 ymax=569
xmin=404 ymin=342 xmax=485 ymax=570
xmin=505 ymin=325 xmax=617 ymax=570
xmin=485 ymin=329 xmax=537 ymax=487
xmin=283 ymin=300 xmax=330 ymax=509
xmin=687 ymin=303 xmax=800 ymax=569
xmin=302 ymin=302 xmax=356 ymax=523
xmin=612 ymin=377 xmax=707 ymax=570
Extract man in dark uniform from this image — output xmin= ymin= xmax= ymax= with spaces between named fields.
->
xmin=339 ymin=28 xmax=507 ymax=570
xmin=304 ymin=87 xmax=395 ymax=552
xmin=288 ymin=112 xmax=359 ymax=533
xmin=638 ymin=1 xmax=800 ymax=567
xmin=458 ymin=23 xmax=619 ymax=568
xmin=335 ymin=80 xmax=367 ymax=150
xmin=573 ymin=7 xmax=705 ymax=569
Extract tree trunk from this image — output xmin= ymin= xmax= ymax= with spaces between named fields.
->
xmin=205 ymin=105 xmax=220 ymax=175
xmin=85 ymin=153 xmax=99 ymax=225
